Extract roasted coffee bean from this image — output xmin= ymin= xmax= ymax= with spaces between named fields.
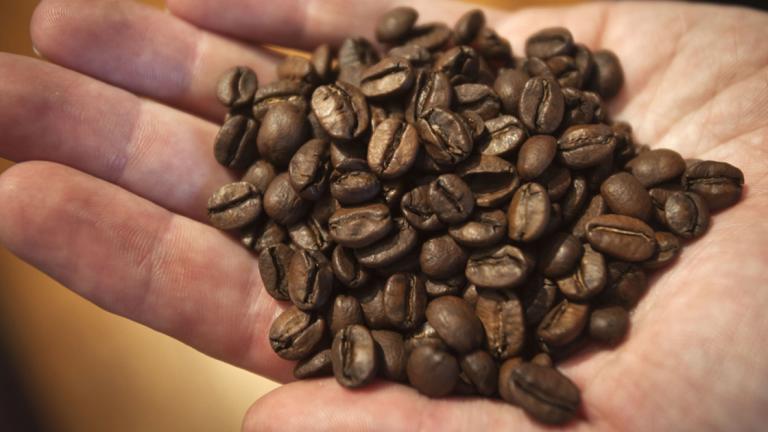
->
xmin=361 ymin=57 xmax=415 ymax=99
xmin=462 ymin=111 xmax=487 ymax=141
xmin=257 ymin=102 xmax=308 ymax=168
xmin=556 ymin=244 xmax=607 ymax=301
xmin=404 ymin=23 xmax=453 ymax=52
xmin=328 ymin=204 xmax=393 ymax=248
xmin=682 ymin=160 xmax=744 ymax=211
xmin=289 ymin=139 xmax=331 ymax=200
xmin=664 ymin=191 xmax=710 ymax=239
xmin=473 ymin=27 xmax=512 ymax=64
xmin=330 ymin=141 xmax=368 ymax=173
xmin=625 ymin=149 xmax=686 ymax=188
xmin=288 ymin=217 xmax=333 ymax=253
xmin=612 ymin=121 xmax=636 ymax=165
xmin=525 ymin=27 xmax=574 ymax=59
xmin=589 ymin=49 xmax=624 ymax=99
xmin=507 ymin=182 xmax=551 ymax=243
xmin=536 ymin=163 xmax=572 ymax=201
xmin=586 ymin=156 xmax=615 ymax=193
xmin=572 ymin=194 xmax=607 ymax=239
xmin=546 ymin=55 xmax=582 ymax=89
xmin=332 ymin=324 xmax=377 ymax=387
xmin=494 ymin=69 xmax=529 ymax=116
xmin=258 ymin=244 xmax=294 ymax=301
xmin=311 ymin=44 xmax=334 ymax=83
xmin=416 ymin=107 xmax=474 ymax=168
xmin=207 ymin=182 xmax=262 ymax=230
xmin=214 ymin=115 xmax=258 ymax=169
xmin=509 ymin=363 xmax=580 ymax=425
xmin=558 ymin=124 xmax=616 ymax=169
xmin=649 ymin=183 xmax=683 ymax=225
xmin=355 ymin=217 xmax=419 ymax=268
xmin=428 ymin=174 xmax=475 ymax=225
xmin=643 ymin=232 xmax=681 ymax=269
xmin=521 ymin=276 xmax=558 ymax=325
xmin=539 ymin=233 xmax=583 ymax=278
xmin=388 ymin=44 xmax=433 ymax=68
xmin=329 ymin=294 xmax=365 ymax=335
xmin=585 ymin=214 xmax=656 ymax=262
xmin=523 ymin=56 xmax=555 ymax=80
xmin=375 ymin=6 xmax=418 ymax=43
xmin=251 ymin=79 xmax=310 ymax=120
xmin=355 ymin=281 xmax=389 ymax=329
xmin=420 ymin=235 xmax=468 ymax=279
xmin=589 ymin=306 xmax=629 ymax=345
xmin=544 ymin=202 xmax=564 ymax=236
xmin=367 ymin=118 xmax=419 ymax=180
xmin=425 ymin=275 xmax=467 ymax=297
xmin=531 ymin=352 xmax=553 ymax=367
xmin=600 ymin=262 xmax=648 ymax=309
xmin=242 ymin=219 xmax=287 ymax=253
xmin=382 ymin=273 xmax=427 ymax=331
xmin=381 ymin=179 xmax=408 ymax=209
xmin=309 ymin=194 xmax=338 ymax=226
xmin=338 ymin=37 xmax=379 ymax=86
xmin=294 ymin=349 xmax=333 ymax=379
xmin=401 ymin=184 xmax=446 ymax=232
xmin=277 ymin=56 xmax=319 ymax=85
xmin=561 ymin=176 xmax=589 ymax=223
xmin=216 ymin=66 xmax=258 ymax=108
xmin=331 ymin=246 xmax=370 ymax=289
xmin=479 ymin=115 xmax=527 ymax=157
xmin=426 ymin=295 xmax=484 ymax=353
xmin=457 ymin=155 xmax=520 ymax=207
xmin=465 ymin=244 xmax=532 ymax=289
xmin=308 ymin=110 xmax=333 ymax=142
xmin=404 ymin=321 xmax=447 ymax=355
xmin=519 ymin=77 xmax=565 ymax=134
xmin=434 ymin=46 xmax=480 ymax=84
xmin=287 ymin=249 xmax=334 ymax=311
xmin=454 ymin=9 xmax=485 ymax=45
xmin=241 ymin=160 xmax=276 ymax=194
xmin=454 ymin=83 xmax=502 ymax=120
xmin=330 ymin=170 xmax=381 ymax=205
xmin=518 ymin=135 xmax=557 ymax=180
xmin=269 ymin=306 xmax=325 ymax=360
xmin=573 ymin=44 xmax=595 ymax=87
xmin=498 ymin=357 xmax=524 ymax=403
xmin=460 ymin=350 xmax=498 ymax=396
xmin=537 ymin=300 xmax=589 ymax=348
xmin=462 ymin=284 xmax=479 ymax=308
xmin=406 ymin=71 xmax=453 ymax=123
xmin=372 ymin=330 xmax=407 ymax=381
xmin=407 ymin=345 xmax=459 ymax=397
xmin=263 ymin=173 xmax=310 ymax=226
xmin=448 ymin=209 xmax=507 ymax=248
xmin=561 ymin=88 xmax=602 ymax=125
xmin=475 ymin=290 xmax=526 ymax=360
xmin=601 ymin=172 xmax=653 ymax=222
xmin=311 ymin=81 xmax=370 ymax=141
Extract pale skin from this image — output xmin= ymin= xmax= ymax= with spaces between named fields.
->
xmin=0 ymin=0 xmax=767 ymax=430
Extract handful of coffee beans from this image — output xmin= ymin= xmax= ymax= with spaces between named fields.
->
xmin=206 ymin=7 xmax=745 ymax=425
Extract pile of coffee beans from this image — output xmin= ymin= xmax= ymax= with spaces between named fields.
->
xmin=206 ymin=7 xmax=745 ymax=425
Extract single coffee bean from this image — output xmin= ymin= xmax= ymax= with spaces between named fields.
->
xmin=330 ymin=141 xmax=368 ymax=173
xmin=537 ymin=300 xmax=589 ymax=348
xmin=558 ymin=124 xmax=616 ymax=169
xmin=407 ymin=345 xmax=459 ymax=397
xmin=388 ymin=44 xmax=432 ymax=68
xmin=332 ymin=324 xmax=378 ymax=388
xmin=494 ymin=69 xmax=529 ymax=116
xmin=287 ymin=249 xmax=334 ymax=311
xmin=258 ymin=244 xmax=294 ymax=301
xmin=371 ymin=330 xmax=407 ymax=382
xmin=311 ymin=81 xmax=370 ymax=141
xmin=585 ymin=214 xmax=657 ymax=262
xmin=561 ymin=176 xmax=589 ymax=223
xmin=367 ymin=118 xmax=420 ymax=180
xmin=454 ymin=83 xmax=502 ymax=120
xmin=355 ymin=217 xmax=419 ymax=268
xmin=509 ymin=363 xmax=580 ymax=425
xmin=589 ymin=306 xmax=629 ymax=345
xmin=572 ymin=194 xmax=607 ymax=239
xmin=426 ymin=296 xmax=484 ymax=353
xmin=328 ymin=204 xmax=393 ymax=248
xmin=337 ymin=37 xmax=379 ymax=86
xmin=664 ymin=191 xmax=710 ymax=239
xmin=328 ymin=294 xmax=365 ymax=335
xmin=519 ymin=77 xmax=565 ymax=134
xmin=520 ymin=276 xmax=558 ymax=325
xmin=277 ymin=56 xmax=319 ymax=85
xmin=383 ymin=273 xmax=427 ymax=331
xmin=356 ymin=281 xmax=389 ymax=329
xmin=434 ymin=46 xmax=480 ymax=84
xmin=330 ymin=170 xmax=381 ymax=205
xmin=294 ymin=349 xmax=333 ymax=379
xmin=531 ymin=352 xmax=553 ymax=367
xmin=311 ymin=44 xmax=334 ymax=83
xmin=539 ymin=233 xmax=583 ymax=278
xmin=251 ymin=79 xmax=310 ymax=120
xmin=207 ymin=182 xmax=262 ymax=230
xmin=465 ymin=244 xmax=532 ymax=289
xmin=611 ymin=121 xmax=636 ymax=164
xmin=642 ymin=231 xmax=681 ymax=269
xmin=601 ymin=172 xmax=654 ymax=222
xmin=401 ymin=184 xmax=446 ymax=232
xmin=478 ymin=115 xmax=528 ymax=157
xmin=242 ymin=219 xmax=287 ymax=252
xmin=625 ymin=149 xmax=686 ymax=188
xmin=448 ymin=209 xmax=507 ymax=248
xmin=257 ymin=102 xmax=308 ymax=168
xmin=498 ymin=357 xmax=524 ymax=404
xmin=475 ymin=290 xmax=526 ymax=360
xmin=525 ymin=27 xmax=574 ymax=59
xmin=331 ymin=245 xmax=370 ymax=289
xmin=214 ymin=115 xmax=259 ymax=169
xmin=404 ymin=321 xmax=447 ymax=356
xmin=288 ymin=139 xmax=331 ymax=201
xmin=546 ymin=55 xmax=582 ymax=89
xmin=518 ymin=135 xmax=557 ymax=180
xmin=460 ymin=350 xmax=498 ymax=396
xmin=241 ymin=159 xmax=276 ymax=194
xmin=425 ymin=275 xmax=467 ymax=297
xmin=263 ymin=173 xmax=310 ymax=226
xmin=682 ymin=160 xmax=744 ymax=211
xmin=473 ymin=27 xmax=512 ymax=64
xmin=456 ymin=155 xmax=520 ymax=208
xmin=406 ymin=70 xmax=453 ymax=124
xmin=562 ymin=88 xmax=601 ymax=125
xmin=556 ymin=244 xmax=607 ymax=301
xmin=453 ymin=9 xmax=485 ymax=45
xmin=600 ymin=262 xmax=648 ymax=309
xmin=649 ymin=183 xmax=683 ymax=225
xmin=404 ymin=23 xmax=453 ymax=52
xmin=428 ymin=174 xmax=475 ymax=225
xmin=507 ymin=182 xmax=551 ymax=243
xmin=420 ymin=235 xmax=468 ymax=279
xmin=416 ymin=107 xmax=474 ymax=168
xmin=572 ymin=43 xmax=595 ymax=88
xmin=589 ymin=49 xmax=624 ymax=99
xmin=288 ymin=217 xmax=334 ymax=253
xmin=269 ymin=306 xmax=325 ymax=360
xmin=216 ymin=66 xmax=258 ymax=108
xmin=360 ymin=56 xmax=415 ymax=99
xmin=375 ymin=6 xmax=418 ymax=43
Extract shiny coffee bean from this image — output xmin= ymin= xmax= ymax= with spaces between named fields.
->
xmin=420 ymin=235 xmax=468 ymax=279
xmin=454 ymin=83 xmax=502 ymax=120
xmin=404 ymin=321 xmax=447 ymax=356
xmin=589 ymin=306 xmax=629 ymax=345
xmin=367 ymin=118 xmax=420 ymax=180
xmin=330 ymin=140 xmax=368 ymax=173
xmin=518 ymin=135 xmax=557 ymax=180
xmin=664 ymin=191 xmax=710 ymax=239
xmin=214 ymin=115 xmax=258 ymax=169
xmin=263 ymin=173 xmax=311 ymax=226
xmin=643 ymin=232 xmax=681 ymax=269
xmin=428 ymin=174 xmax=475 ymax=225
xmin=242 ymin=219 xmax=287 ymax=253
xmin=462 ymin=111 xmax=487 ymax=141
xmin=475 ymin=290 xmax=526 ymax=360
xmin=388 ymin=44 xmax=432 ymax=68
xmin=277 ymin=56 xmax=319 ymax=85
xmin=572 ymin=194 xmax=607 ymax=239
xmin=434 ymin=46 xmax=480 ymax=84
xmin=460 ymin=350 xmax=498 ymax=396
xmin=287 ymin=249 xmax=334 ymax=311
xmin=216 ymin=66 xmax=258 ymax=108
xmin=258 ymin=244 xmax=294 ymax=301
xmin=535 ymin=163 xmax=572 ymax=201
xmin=330 ymin=170 xmax=381 ymax=205
xmin=561 ymin=176 xmax=589 ymax=223
xmin=401 ymin=185 xmax=446 ymax=232
xmin=406 ymin=71 xmax=453 ymax=124
xmin=600 ymin=172 xmax=653 ymax=222
xmin=479 ymin=115 xmax=528 ymax=157
xmin=600 ymin=262 xmax=648 ymax=308
xmin=416 ymin=107 xmax=474 ymax=168
xmin=625 ymin=149 xmax=686 ymax=188
xmin=241 ymin=160 xmax=276 ymax=194
xmin=588 ymin=49 xmax=624 ymax=99
xmin=289 ymin=139 xmax=331 ymax=200
xmin=507 ymin=182 xmax=551 ymax=243
xmin=682 ymin=160 xmax=744 ymax=211
xmin=465 ymin=244 xmax=532 ymax=289
xmin=404 ymin=23 xmax=453 ymax=52
xmin=537 ymin=300 xmax=589 ymax=348
xmin=407 ymin=345 xmax=459 ymax=397
xmin=457 ymin=155 xmax=520 ymax=208
xmin=649 ymin=183 xmax=683 ymax=225
xmin=556 ymin=244 xmax=607 ymax=301
xmin=585 ymin=214 xmax=657 ymax=262
xmin=454 ymin=9 xmax=485 ymax=45
xmin=425 ymin=275 xmax=467 ymax=297
xmin=539 ymin=233 xmax=583 ymax=278
xmin=311 ymin=81 xmax=370 ymax=141
xmin=474 ymin=27 xmax=512 ymax=64
xmin=337 ymin=37 xmax=379 ymax=86
xmin=509 ymin=363 xmax=580 ymax=425
xmin=251 ymin=79 xmax=310 ymax=120
xmin=523 ymin=56 xmax=555 ymax=80
xmin=207 ymin=182 xmax=262 ymax=230
xmin=311 ymin=44 xmax=334 ymax=83
xmin=426 ymin=296 xmax=484 ymax=353
xmin=557 ymin=124 xmax=616 ymax=169
xmin=293 ymin=349 xmax=333 ymax=379
xmin=371 ymin=330 xmax=407 ymax=382
xmin=375 ymin=6 xmax=418 ymax=43
xmin=269 ymin=306 xmax=325 ymax=360
xmin=525 ymin=27 xmax=574 ymax=59
xmin=360 ymin=57 xmax=415 ymax=99
xmin=520 ymin=276 xmax=558 ymax=325
xmin=462 ymin=284 xmax=479 ymax=308
xmin=519 ymin=77 xmax=565 ymax=134
xmin=382 ymin=273 xmax=428 ymax=331
xmin=328 ymin=204 xmax=393 ymax=248
xmin=494 ymin=69 xmax=529 ymax=116
xmin=328 ymin=294 xmax=365 ymax=336
xmin=531 ymin=353 xmax=553 ymax=367
xmin=547 ymin=55 xmax=582 ymax=89
xmin=562 ymin=88 xmax=601 ymax=125
xmin=331 ymin=246 xmax=370 ymax=289
xmin=448 ymin=209 xmax=507 ymax=248
xmin=355 ymin=217 xmax=419 ymax=269
xmin=498 ymin=357 xmax=524 ymax=404
xmin=288 ymin=217 xmax=333 ymax=253
xmin=257 ymin=102 xmax=308 ymax=168
xmin=381 ymin=179 xmax=407 ymax=209
xmin=332 ymin=324 xmax=377 ymax=388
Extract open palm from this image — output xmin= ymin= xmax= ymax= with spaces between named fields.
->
xmin=1 ymin=0 xmax=766 ymax=430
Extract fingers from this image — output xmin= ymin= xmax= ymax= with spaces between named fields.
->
xmin=30 ymin=0 xmax=280 ymax=121
xmin=0 ymin=161 xmax=294 ymax=383
xmin=0 ymin=53 xmax=231 ymax=221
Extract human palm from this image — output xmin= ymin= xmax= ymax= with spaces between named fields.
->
xmin=1 ymin=0 xmax=766 ymax=430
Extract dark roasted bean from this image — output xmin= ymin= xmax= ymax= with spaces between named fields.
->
xmin=507 ymin=182 xmax=551 ymax=243
xmin=664 ymin=191 xmax=710 ymax=239
xmin=207 ymin=182 xmax=262 ymax=230
xmin=585 ymin=214 xmax=657 ymax=262
xmin=466 ymin=244 xmax=532 ymax=289
xmin=214 ymin=115 xmax=259 ymax=169
xmin=269 ymin=306 xmax=326 ymax=360
xmin=332 ymin=324 xmax=377 ymax=387
xmin=217 ymin=66 xmax=258 ymax=108
xmin=509 ymin=363 xmax=580 ymax=425
xmin=519 ymin=77 xmax=565 ymax=134
xmin=426 ymin=295 xmax=484 ymax=353
xmin=682 ymin=160 xmax=744 ymax=211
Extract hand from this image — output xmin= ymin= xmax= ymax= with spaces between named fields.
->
xmin=1 ymin=0 xmax=766 ymax=430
